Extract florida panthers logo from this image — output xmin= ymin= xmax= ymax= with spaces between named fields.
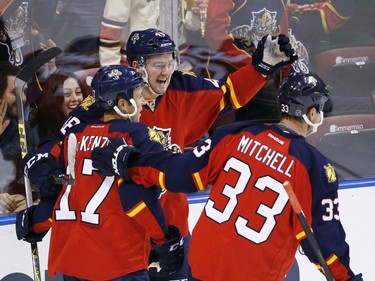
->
xmin=231 ymin=8 xmax=280 ymax=48
xmin=148 ymin=127 xmax=181 ymax=153
xmin=324 ymin=163 xmax=337 ymax=183
xmin=130 ymin=33 xmax=140 ymax=44
xmin=108 ymin=69 xmax=122 ymax=80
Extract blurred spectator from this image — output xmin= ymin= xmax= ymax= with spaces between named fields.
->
xmin=30 ymin=72 xmax=85 ymax=145
xmin=0 ymin=0 xmax=33 ymax=66
xmin=329 ymin=0 xmax=375 ymax=46
xmin=286 ymin=0 xmax=355 ymax=69
xmin=196 ymin=0 xmax=290 ymax=77
xmin=184 ymin=0 xmax=292 ymax=125
xmin=185 ymin=0 xmax=355 ymax=124
xmin=45 ymin=0 xmax=105 ymax=54
xmin=99 ymin=0 xmax=160 ymax=66
xmin=0 ymin=62 xmax=36 ymax=213
xmin=287 ymin=0 xmax=375 ymax=115
xmin=0 ymin=18 xmax=13 ymax=63
xmin=24 ymin=40 xmax=60 ymax=112
xmin=29 ymin=0 xmax=106 ymax=74
xmin=178 ymin=0 xmax=209 ymax=72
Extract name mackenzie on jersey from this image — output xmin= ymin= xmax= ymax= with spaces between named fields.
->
xmin=78 ymin=135 xmax=111 ymax=152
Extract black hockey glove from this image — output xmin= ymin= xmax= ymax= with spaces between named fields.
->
xmin=91 ymin=137 xmax=138 ymax=180
xmin=148 ymin=225 xmax=184 ymax=278
xmin=23 ymin=152 xmax=65 ymax=198
xmin=252 ymin=34 xmax=298 ymax=76
xmin=349 ymin=273 xmax=363 ymax=281
xmin=16 ymin=205 xmax=48 ymax=243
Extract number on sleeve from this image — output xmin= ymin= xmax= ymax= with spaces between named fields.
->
xmin=321 ymin=198 xmax=340 ymax=221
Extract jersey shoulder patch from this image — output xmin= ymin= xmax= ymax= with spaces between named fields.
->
xmin=78 ymin=95 xmax=96 ymax=110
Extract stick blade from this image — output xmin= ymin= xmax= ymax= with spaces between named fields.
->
xmin=16 ymin=47 xmax=62 ymax=82
xmin=283 ymin=181 xmax=302 ymax=214
xmin=67 ymin=133 xmax=77 ymax=181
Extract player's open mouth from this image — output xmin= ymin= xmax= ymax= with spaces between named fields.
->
xmin=156 ymin=79 xmax=167 ymax=85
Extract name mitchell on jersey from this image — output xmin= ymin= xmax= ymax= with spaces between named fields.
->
xmin=237 ymin=134 xmax=294 ymax=177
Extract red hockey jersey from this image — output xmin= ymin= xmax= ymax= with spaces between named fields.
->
xmin=47 ymin=120 xmax=168 ymax=280
xmin=138 ymin=64 xmax=266 ymax=237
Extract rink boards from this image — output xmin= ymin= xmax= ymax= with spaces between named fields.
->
xmin=1 ymin=178 xmax=374 ymax=281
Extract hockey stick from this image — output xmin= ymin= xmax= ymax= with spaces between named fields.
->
xmin=52 ymin=133 xmax=77 ymax=185
xmin=15 ymin=46 xmax=62 ymax=281
xmin=283 ymin=181 xmax=334 ymax=281
xmin=67 ymin=133 xmax=77 ymax=183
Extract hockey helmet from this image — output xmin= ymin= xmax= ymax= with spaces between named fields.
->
xmin=278 ymin=72 xmax=329 ymax=118
xmin=91 ymin=65 xmax=143 ymax=110
xmin=126 ymin=28 xmax=177 ymax=66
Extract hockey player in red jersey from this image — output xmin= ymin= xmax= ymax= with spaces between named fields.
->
xmin=92 ymin=72 xmax=363 ymax=281
xmin=16 ymin=65 xmax=184 ymax=281
xmin=123 ymin=28 xmax=296 ymax=281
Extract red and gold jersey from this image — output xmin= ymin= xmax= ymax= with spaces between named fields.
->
xmin=126 ymin=122 xmax=357 ymax=281
xmin=140 ymin=66 xmax=266 ymax=237
xmin=47 ymin=120 xmax=167 ymax=280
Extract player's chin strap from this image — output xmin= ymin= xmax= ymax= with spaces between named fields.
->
xmin=303 ymin=111 xmax=324 ymax=136
xmin=114 ymin=98 xmax=138 ymax=120
xmin=141 ymin=66 xmax=161 ymax=97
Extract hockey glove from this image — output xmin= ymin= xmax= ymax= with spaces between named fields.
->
xmin=91 ymin=137 xmax=138 ymax=180
xmin=16 ymin=205 xmax=48 ymax=243
xmin=23 ymin=153 xmax=65 ymax=198
xmin=148 ymin=225 xmax=184 ymax=278
xmin=252 ymin=34 xmax=298 ymax=76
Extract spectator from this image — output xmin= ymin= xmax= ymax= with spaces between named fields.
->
xmin=0 ymin=62 xmax=36 ymax=213
xmin=185 ymin=0 xmax=295 ymax=124
xmin=0 ymin=18 xmax=13 ymax=63
xmin=92 ymin=72 xmax=363 ymax=281
xmin=177 ymin=0 xmax=209 ymax=72
xmin=29 ymin=0 xmax=106 ymax=74
xmin=45 ymin=0 xmax=105 ymax=54
xmin=200 ymin=0 xmax=291 ymax=77
xmin=0 ymin=0 xmax=33 ymax=66
xmin=99 ymin=0 xmax=207 ymax=71
xmin=286 ymin=0 xmax=355 ymax=64
xmin=329 ymin=0 xmax=375 ymax=46
xmin=99 ymin=0 xmax=160 ymax=66
xmin=192 ymin=0 xmax=355 ymax=124
xmin=30 ymin=71 xmax=84 ymax=145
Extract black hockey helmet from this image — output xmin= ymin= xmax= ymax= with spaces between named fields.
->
xmin=278 ymin=72 xmax=330 ymax=118
xmin=91 ymin=65 xmax=143 ymax=110
xmin=126 ymin=28 xmax=177 ymax=66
